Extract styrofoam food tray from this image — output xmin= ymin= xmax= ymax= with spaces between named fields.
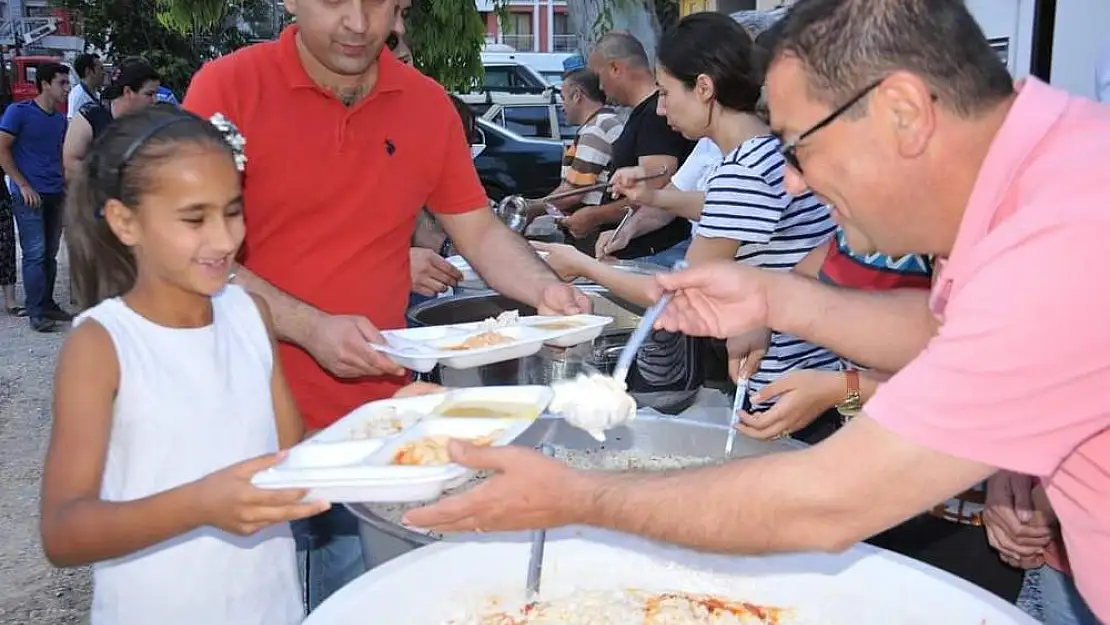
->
xmin=305 ymin=527 xmax=1039 ymax=625
xmin=251 ymin=386 xmax=551 ymax=503
xmin=371 ymin=325 xmax=550 ymax=373
xmin=451 ymin=313 xmax=614 ymax=348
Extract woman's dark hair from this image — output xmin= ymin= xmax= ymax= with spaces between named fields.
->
xmin=447 ymin=94 xmax=478 ymax=145
xmin=102 ymin=57 xmax=161 ymax=100
xmin=656 ymin=12 xmax=762 ymax=114
xmin=66 ymin=103 xmax=237 ymax=310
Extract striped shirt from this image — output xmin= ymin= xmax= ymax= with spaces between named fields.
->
xmin=561 ymin=107 xmax=624 ymax=206
xmin=696 ymin=135 xmax=839 ymax=403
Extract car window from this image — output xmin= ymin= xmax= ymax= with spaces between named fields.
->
xmin=484 ymin=66 xmax=513 ymax=89
xmin=470 ymin=103 xmax=492 ymax=116
xmin=501 ymin=105 xmax=553 ymax=138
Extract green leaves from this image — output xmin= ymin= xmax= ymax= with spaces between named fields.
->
xmin=408 ymin=0 xmax=487 ymax=93
xmin=154 ymin=0 xmax=231 ymax=34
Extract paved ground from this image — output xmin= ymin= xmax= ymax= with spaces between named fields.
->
xmin=0 ymin=246 xmax=91 ymax=624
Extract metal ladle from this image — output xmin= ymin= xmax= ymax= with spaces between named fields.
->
xmin=495 ymin=169 xmax=670 ymax=234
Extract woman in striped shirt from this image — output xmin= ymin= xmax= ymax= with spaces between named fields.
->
xmin=538 ymin=11 xmax=837 ymax=409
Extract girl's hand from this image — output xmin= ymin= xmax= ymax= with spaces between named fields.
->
xmin=727 ymin=329 xmax=770 ymax=382
xmin=532 ymin=241 xmax=593 ymax=282
xmin=194 ymin=452 xmax=329 ymax=536
xmin=736 ymin=370 xmax=841 ymax=440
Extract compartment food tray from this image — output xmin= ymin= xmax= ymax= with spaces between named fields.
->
xmin=251 ymin=386 xmax=552 ymax=503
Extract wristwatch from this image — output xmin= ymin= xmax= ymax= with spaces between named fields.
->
xmin=836 ymin=369 xmax=862 ymax=420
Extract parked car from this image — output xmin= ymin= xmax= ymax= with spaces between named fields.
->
xmin=473 ymin=117 xmax=563 ymax=201
xmin=480 ymin=102 xmax=578 ymax=146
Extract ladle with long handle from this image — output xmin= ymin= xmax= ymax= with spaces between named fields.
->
xmin=612 ymin=260 xmax=688 ymax=383
xmin=525 ymin=442 xmax=557 ymax=603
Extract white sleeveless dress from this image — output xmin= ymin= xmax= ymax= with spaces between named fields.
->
xmin=75 ymin=285 xmax=303 ymax=625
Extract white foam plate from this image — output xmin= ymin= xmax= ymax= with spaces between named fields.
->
xmin=305 ymin=527 xmax=1039 ymax=625
xmin=451 ymin=314 xmax=614 ymax=349
xmin=251 ymin=387 xmax=552 ymax=503
xmin=372 ymin=325 xmax=550 ymax=373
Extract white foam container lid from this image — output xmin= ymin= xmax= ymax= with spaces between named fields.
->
xmin=251 ymin=386 xmax=553 ymax=503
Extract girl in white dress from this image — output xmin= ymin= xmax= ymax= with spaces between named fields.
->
xmin=40 ymin=104 xmax=325 ymax=625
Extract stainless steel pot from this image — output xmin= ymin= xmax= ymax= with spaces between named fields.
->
xmin=348 ymin=415 xmax=802 ymax=568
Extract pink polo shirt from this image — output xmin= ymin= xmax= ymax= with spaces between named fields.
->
xmin=865 ymin=79 xmax=1110 ymax=620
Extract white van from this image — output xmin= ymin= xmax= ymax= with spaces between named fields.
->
xmin=481 ymin=49 xmax=575 ymax=86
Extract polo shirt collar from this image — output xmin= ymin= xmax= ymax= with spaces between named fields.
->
xmin=947 ymin=78 xmax=1070 ymax=270
xmin=277 ymin=25 xmax=405 ymax=97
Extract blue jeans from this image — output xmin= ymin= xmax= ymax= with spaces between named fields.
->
xmin=640 ymin=237 xmax=691 ymax=269
xmin=10 ymin=187 xmax=64 ymax=319
xmin=1036 ymin=566 xmax=1100 ymax=625
xmin=293 ymin=506 xmax=366 ymax=613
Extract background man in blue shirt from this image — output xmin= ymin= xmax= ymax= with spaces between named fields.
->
xmin=0 ymin=62 xmax=71 ymax=332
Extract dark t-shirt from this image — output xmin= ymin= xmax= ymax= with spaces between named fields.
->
xmin=605 ymin=92 xmax=695 ymax=260
xmin=79 ymin=101 xmax=113 ymax=139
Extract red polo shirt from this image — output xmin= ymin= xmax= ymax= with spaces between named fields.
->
xmin=184 ymin=26 xmax=486 ymax=429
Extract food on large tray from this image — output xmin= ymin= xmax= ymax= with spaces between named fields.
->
xmin=392 ymin=433 xmax=502 ymax=466
xmin=443 ymin=331 xmax=515 ymax=351
xmin=444 ymin=589 xmax=786 ymax=624
xmin=371 ymin=449 xmax=723 ymax=537
xmin=438 ymin=401 xmax=542 ymax=420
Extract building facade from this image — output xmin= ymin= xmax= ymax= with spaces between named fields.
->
xmin=477 ymin=0 xmax=575 ymax=53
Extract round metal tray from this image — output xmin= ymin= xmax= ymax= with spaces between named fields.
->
xmin=348 ymin=415 xmax=801 ymax=567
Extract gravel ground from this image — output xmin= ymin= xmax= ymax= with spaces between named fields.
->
xmin=0 ymin=244 xmax=92 ymax=624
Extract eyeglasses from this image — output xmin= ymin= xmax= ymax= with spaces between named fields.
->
xmin=778 ymin=79 xmax=883 ymax=174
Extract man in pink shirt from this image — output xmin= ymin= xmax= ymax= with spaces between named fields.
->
xmin=406 ymin=0 xmax=1110 ymax=619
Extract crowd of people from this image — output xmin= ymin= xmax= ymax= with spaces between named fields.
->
xmin=0 ymin=0 xmax=1103 ymax=624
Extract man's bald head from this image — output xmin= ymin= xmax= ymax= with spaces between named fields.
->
xmin=592 ymin=31 xmax=651 ymax=70
xmin=588 ymin=31 xmax=654 ymax=106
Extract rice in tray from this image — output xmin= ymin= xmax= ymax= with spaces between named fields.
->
xmin=366 ymin=449 xmax=722 ymax=539
xmin=443 ymin=588 xmax=786 ymax=625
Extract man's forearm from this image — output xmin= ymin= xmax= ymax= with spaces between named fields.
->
xmin=455 ymin=223 xmax=562 ymax=306
xmin=582 ymin=198 xmax=635 ymax=229
xmin=577 ymin=449 xmax=856 ymax=554
xmin=766 ymin=272 xmax=936 ymax=372
xmin=0 ymin=148 xmax=29 ymax=188
xmin=580 ymin=261 xmax=654 ymax=308
xmin=233 ymin=264 xmax=322 ymax=347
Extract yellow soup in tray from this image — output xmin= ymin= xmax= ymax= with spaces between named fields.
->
xmin=436 ymin=401 xmax=542 ymax=420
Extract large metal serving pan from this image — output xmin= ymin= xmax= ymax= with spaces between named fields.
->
xmin=348 ymin=414 xmax=802 ymax=568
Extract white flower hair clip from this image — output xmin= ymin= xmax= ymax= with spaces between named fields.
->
xmin=209 ymin=113 xmax=247 ymax=172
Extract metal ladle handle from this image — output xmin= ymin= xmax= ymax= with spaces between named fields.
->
xmin=540 ymin=167 xmax=670 ymax=203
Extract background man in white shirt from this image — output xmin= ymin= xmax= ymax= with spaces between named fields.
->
xmin=67 ymin=54 xmax=103 ymax=119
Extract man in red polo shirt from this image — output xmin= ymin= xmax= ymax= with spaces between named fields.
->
xmin=184 ymin=0 xmax=587 ymax=609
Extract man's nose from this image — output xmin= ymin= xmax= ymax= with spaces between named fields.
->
xmin=344 ymin=2 xmax=371 ymax=34
xmin=783 ymin=166 xmax=809 ymax=197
